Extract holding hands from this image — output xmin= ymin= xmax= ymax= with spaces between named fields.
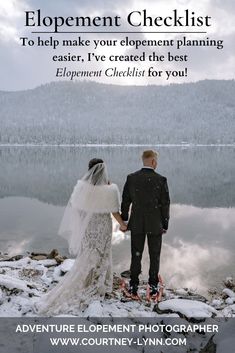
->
xmin=119 ymin=223 xmax=128 ymax=232
xmin=111 ymin=212 xmax=128 ymax=233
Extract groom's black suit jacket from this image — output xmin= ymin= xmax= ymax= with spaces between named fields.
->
xmin=121 ymin=168 xmax=170 ymax=234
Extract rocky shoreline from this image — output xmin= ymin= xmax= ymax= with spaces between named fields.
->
xmin=0 ymin=249 xmax=234 ymax=319
xmin=1 ymin=249 xmax=235 ymax=352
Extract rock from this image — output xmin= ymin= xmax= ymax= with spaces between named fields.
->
xmin=0 ymin=250 xmax=234 ymax=320
xmin=208 ymin=288 xmax=218 ymax=296
xmin=200 ymin=335 xmax=216 ymax=353
xmin=0 ymin=274 xmax=33 ymax=293
xmin=153 ymin=304 xmax=177 ymax=316
xmin=10 ymin=255 xmax=24 ymax=261
xmin=179 ymin=294 xmax=207 ymax=303
xmin=30 ymin=252 xmax=48 ymax=257
xmin=19 ymin=268 xmax=44 ymax=278
xmin=221 ymin=305 xmax=235 ymax=316
xmin=175 ymin=288 xmax=188 ymax=296
xmin=113 ymin=275 xmax=122 ymax=290
xmin=213 ymin=319 xmax=235 ymax=352
xmin=34 ymin=259 xmax=57 ymax=267
xmin=30 ymin=249 xmax=64 ymax=262
xmin=31 ymin=255 xmax=47 ymax=261
xmin=211 ymin=299 xmax=224 ymax=308
xmin=155 ymin=299 xmax=218 ymax=319
xmin=26 ymin=283 xmax=38 ymax=290
xmin=223 ymin=277 xmax=234 ymax=290
xmin=228 ymin=304 xmax=235 ymax=312
xmin=0 ymin=254 xmax=24 ymax=262
xmin=222 ymin=288 xmax=235 ymax=299
xmin=60 ymin=259 xmax=75 ymax=273
xmin=120 ymin=297 xmax=132 ymax=303
xmin=0 ymin=255 xmax=11 ymax=262
xmin=48 ymin=249 xmax=59 ymax=259
xmin=104 ymin=293 xmax=113 ymax=299
xmin=54 ymin=255 xmax=65 ymax=264
xmin=225 ymin=297 xmax=234 ymax=305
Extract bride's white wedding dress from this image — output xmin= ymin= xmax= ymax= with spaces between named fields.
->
xmin=34 ymin=163 xmax=120 ymax=316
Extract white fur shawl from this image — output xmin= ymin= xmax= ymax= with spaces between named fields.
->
xmin=70 ymin=180 xmax=120 ymax=213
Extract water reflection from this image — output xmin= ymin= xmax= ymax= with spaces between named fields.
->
xmin=0 ymin=197 xmax=234 ymax=294
xmin=0 ymin=197 xmax=65 ymax=256
xmin=0 ymin=146 xmax=235 ymax=207
xmin=112 ymin=204 xmax=235 ymax=294
xmin=161 ymin=241 xmax=231 ymax=294
xmin=0 ymin=146 xmax=234 ymax=294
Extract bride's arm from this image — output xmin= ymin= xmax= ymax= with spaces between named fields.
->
xmin=112 ymin=212 xmax=127 ymax=231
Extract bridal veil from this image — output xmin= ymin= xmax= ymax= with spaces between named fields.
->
xmin=58 ymin=162 xmax=120 ymax=256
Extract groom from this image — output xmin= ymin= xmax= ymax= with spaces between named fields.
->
xmin=121 ymin=150 xmax=170 ymax=297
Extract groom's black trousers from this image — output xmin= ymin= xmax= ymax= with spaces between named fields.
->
xmin=130 ymin=232 xmax=162 ymax=287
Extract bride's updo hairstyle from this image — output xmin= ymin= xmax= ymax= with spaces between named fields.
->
xmin=87 ymin=158 xmax=108 ymax=185
xmin=88 ymin=158 xmax=104 ymax=170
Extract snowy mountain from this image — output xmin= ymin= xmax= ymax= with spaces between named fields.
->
xmin=0 ymin=79 xmax=234 ymax=144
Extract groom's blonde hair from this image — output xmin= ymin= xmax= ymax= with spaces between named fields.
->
xmin=142 ymin=150 xmax=158 ymax=161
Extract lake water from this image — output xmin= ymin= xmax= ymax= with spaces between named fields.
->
xmin=0 ymin=146 xmax=234 ymax=294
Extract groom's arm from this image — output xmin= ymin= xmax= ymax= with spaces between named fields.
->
xmin=160 ymin=177 xmax=170 ymax=231
xmin=121 ymin=176 xmax=132 ymax=221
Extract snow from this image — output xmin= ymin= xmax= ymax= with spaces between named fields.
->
xmin=0 ymin=257 xmax=32 ymax=268
xmin=0 ymin=254 xmax=234 ymax=353
xmin=174 ymin=288 xmax=188 ymax=296
xmin=229 ymin=304 xmax=235 ymax=311
xmin=83 ymin=300 xmax=104 ymax=317
xmin=0 ymin=274 xmax=33 ymax=293
xmin=0 ymin=255 xmax=234 ymax=321
xmin=59 ymin=259 xmax=75 ymax=273
xmin=225 ymin=297 xmax=234 ymax=305
xmin=222 ymin=288 xmax=235 ymax=298
xmin=1 ymin=80 xmax=235 ymax=145
xmin=211 ymin=299 xmax=224 ymax=308
xmin=32 ymin=259 xmax=57 ymax=267
xmin=0 ymin=256 xmax=57 ymax=269
xmin=221 ymin=305 xmax=235 ymax=317
xmin=158 ymin=299 xmax=218 ymax=318
xmin=52 ymin=266 xmax=62 ymax=281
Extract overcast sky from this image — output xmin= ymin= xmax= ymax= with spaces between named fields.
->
xmin=0 ymin=0 xmax=235 ymax=90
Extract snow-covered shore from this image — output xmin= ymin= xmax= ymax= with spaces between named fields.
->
xmin=0 ymin=249 xmax=234 ymax=319
xmin=1 ymin=250 xmax=235 ymax=353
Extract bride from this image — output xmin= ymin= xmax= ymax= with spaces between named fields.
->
xmin=34 ymin=158 xmax=127 ymax=316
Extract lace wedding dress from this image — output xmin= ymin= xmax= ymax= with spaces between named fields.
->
xmin=34 ymin=163 xmax=120 ymax=316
